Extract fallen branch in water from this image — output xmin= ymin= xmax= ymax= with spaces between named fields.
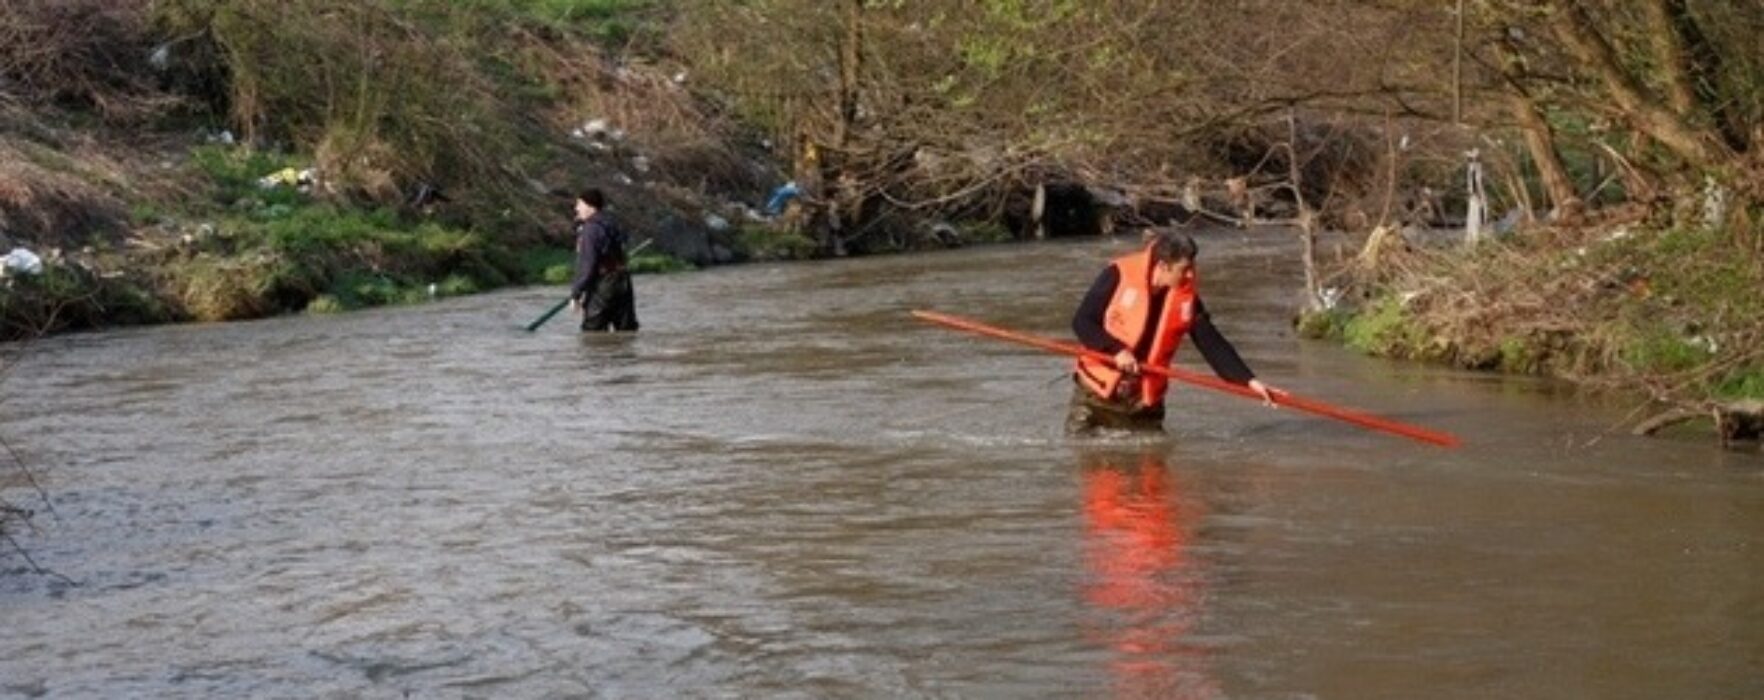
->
xmin=1633 ymin=400 xmax=1764 ymax=448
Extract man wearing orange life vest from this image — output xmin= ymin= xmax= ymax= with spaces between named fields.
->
xmin=1068 ymin=230 xmax=1278 ymax=433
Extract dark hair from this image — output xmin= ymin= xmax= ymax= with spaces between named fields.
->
xmin=577 ymin=188 xmax=607 ymax=209
xmin=1148 ymin=229 xmax=1198 ymax=264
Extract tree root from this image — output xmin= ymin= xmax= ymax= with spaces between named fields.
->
xmin=1634 ymin=400 xmax=1764 ymax=447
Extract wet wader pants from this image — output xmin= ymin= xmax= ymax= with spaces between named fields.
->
xmin=1066 ymin=377 xmax=1165 ymax=435
xmin=581 ymin=269 xmax=639 ymax=332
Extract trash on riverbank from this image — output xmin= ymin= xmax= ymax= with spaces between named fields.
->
xmin=2 ymin=248 xmax=44 ymax=277
xmin=257 ymin=167 xmax=317 ymax=192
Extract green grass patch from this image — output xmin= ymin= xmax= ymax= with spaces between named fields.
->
xmin=328 ymin=272 xmax=404 ymax=308
xmin=410 ymin=0 xmax=657 ymax=42
xmin=304 ymin=294 xmax=346 ymax=314
xmin=518 ymin=245 xmax=690 ymax=284
xmin=1645 ymin=229 xmax=1763 ymax=317
xmin=1618 ymin=325 xmax=1713 ymax=374
xmin=1295 ymin=307 xmax=1351 ymax=340
xmin=519 ymin=247 xmax=576 ymax=284
xmin=629 ymin=250 xmax=692 ymax=274
xmin=736 ymin=224 xmax=818 ymax=260
xmin=437 ymin=273 xmax=481 ymax=297
xmin=153 ymin=199 xmax=525 ymax=318
xmin=1342 ymin=297 xmax=1425 ymax=357
xmin=1497 ymin=335 xmax=1540 ymax=373
xmin=1 ymin=264 xmax=171 ymax=338
xmin=1714 ymin=367 xmax=1764 ymax=401
xmin=189 ymin=146 xmax=308 ymax=209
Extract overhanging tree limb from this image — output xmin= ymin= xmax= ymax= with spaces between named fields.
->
xmin=1547 ymin=1 xmax=1733 ymax=170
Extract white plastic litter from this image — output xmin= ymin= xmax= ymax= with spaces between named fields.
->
xmin=704 ymin=214 xmax=730 ymax=232
xmin=1702 ymin=175 xmax=1728 ymax=229
xmin=2 ymin=248 xmax=44 ymax=277
xmin=578 ymin=118 xmax=610 ymax=140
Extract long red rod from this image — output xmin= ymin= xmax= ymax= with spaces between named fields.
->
xmin=912 ymin=310 xmax=1462 ymax=449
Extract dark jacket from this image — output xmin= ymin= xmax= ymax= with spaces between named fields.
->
xmin=570 ymin=213 xmax=628 ymax=300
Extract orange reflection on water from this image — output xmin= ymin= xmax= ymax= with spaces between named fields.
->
xmin=1079 ymin=450 xmax=1221 ymax=700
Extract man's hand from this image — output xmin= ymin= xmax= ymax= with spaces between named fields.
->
xmin=1113 ymin=350 xmax=1139 ymax=375
xmin=1248 ymin=379 xmax=1280 ymax=407
xmin=570 ymin=298 xmax=583 ymax=315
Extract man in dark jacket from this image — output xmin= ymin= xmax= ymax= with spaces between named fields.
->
xmin=570 ymin=188 xmax=639 ymax=332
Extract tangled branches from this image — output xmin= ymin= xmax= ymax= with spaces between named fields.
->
xmin=0 ymin=0 xmax=174 ymax=122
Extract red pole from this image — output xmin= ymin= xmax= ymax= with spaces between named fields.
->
xmin=912 ymin=310 xmax=1462 ymax=449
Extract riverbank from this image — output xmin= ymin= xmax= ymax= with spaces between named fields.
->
xmin=0 ymin=128 xmax=1005 ymax=340
xmin=1298 ymin=213 xmax=1764 ymax=443
xmin=0 ymin=1 xmax=1011 ymax=341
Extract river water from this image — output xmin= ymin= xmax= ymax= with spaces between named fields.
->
xmin=2 ymin=233 xmax=1760 ymax=699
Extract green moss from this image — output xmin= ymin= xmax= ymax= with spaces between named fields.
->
xmin=1497 ymin=336 xmax=1539 ymax=373
xmin=1296 ymin=307 xmax=1351 ymax=340
xmin=1342 ymin=297 xmax=1423 ymax=357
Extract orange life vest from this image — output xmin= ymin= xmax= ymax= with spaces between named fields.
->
xmin=1075 ymin=248 xmax=1198 ymax=407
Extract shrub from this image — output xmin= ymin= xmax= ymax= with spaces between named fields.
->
xmin=629 ymin=251 xmax=692 ymax=274
xmin=735 ymin=224 xmax=817 ymax=260
xmin=1342 ymin=297 xmax=1424 ymax=357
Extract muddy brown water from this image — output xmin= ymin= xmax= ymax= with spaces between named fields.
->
xmin=2 ymin=233 xmax=1760 ymax=699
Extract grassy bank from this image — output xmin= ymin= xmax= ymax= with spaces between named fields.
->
xmin=0 ymin=0 xmax=744 ymax=339
xmin=1 ymin=142 xmax=702 ymax=336
xmin=1300 ymin=218 xmax=1764 ymax=417
xmin=3 ymin=0 xmax=1041 ymax=340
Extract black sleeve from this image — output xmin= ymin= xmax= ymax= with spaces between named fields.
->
xmin=570 ymin=221 xmax=603 ymax=299
xmin=1188 ymin=297 xmax=1256 ymax=384
xmin=1072 ymin=266 xmax=1127 ymax=354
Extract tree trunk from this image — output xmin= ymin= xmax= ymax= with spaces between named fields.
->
xmin=1509 ymin=92 xmax=1583 ymax=219
xmin=1287 ymin=113 xmax=1321 ymax=308
xmin=1548 ymin=2 xmax=1733 ymax=171
xmin=1641 ymin=0 xmax=1698 ymax=117
xmin=836 ymin=0 xmax=861 ymax=148
xmin=1494 ymin=34 xmax=1579 ymax=220
xmin=821 ymin=0 xmax=863 ymax=256
xmin=1642 ymin=0 xmax=1747 ymax=152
